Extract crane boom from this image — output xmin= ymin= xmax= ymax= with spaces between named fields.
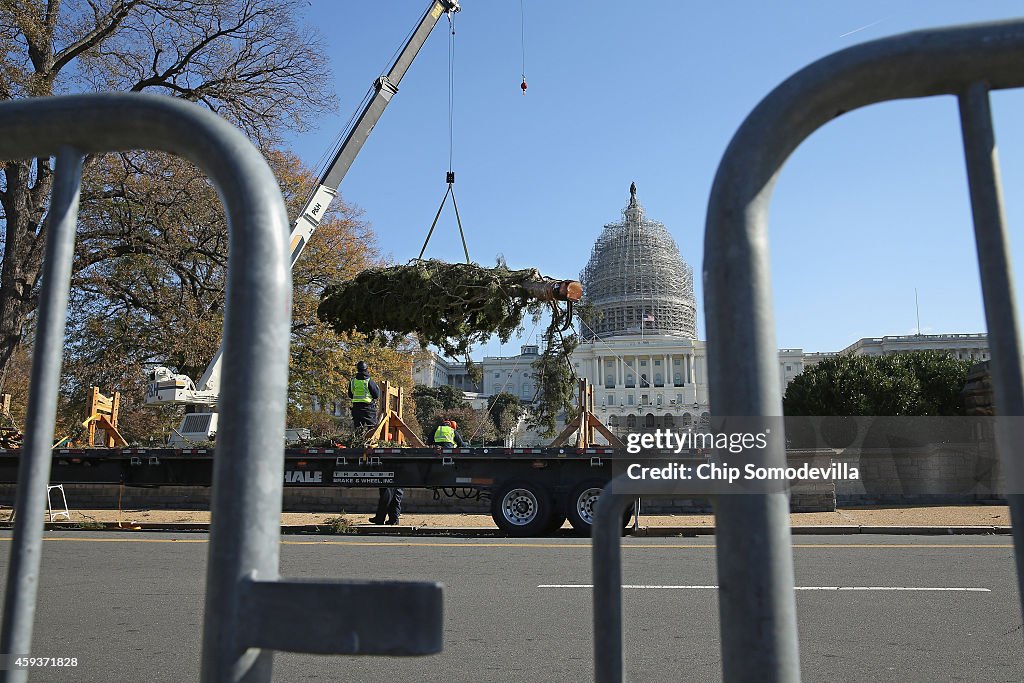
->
xmin=146 ymin=0 xmax=461 ymax=435
xmin=291 ymin=0 xmax=460 ymax=271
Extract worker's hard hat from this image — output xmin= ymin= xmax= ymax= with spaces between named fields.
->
xmin=448 ymin=420 xmax=457 ymax=430
xmin=356 ymin=361 xmax=368 ymax=373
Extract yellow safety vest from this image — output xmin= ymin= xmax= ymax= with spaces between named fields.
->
xmin=350 ymin=378 xmax=372 ymax=404
xmin=433 ymin=425 xmax=456 ymax=445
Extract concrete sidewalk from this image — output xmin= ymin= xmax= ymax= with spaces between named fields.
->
xmin=0 ymin=504 xmax=1011 ymax=535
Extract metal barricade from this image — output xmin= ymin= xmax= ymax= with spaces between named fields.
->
xmin=593 ymin=19 xmax=1024 ymax=683
xmin=0 ymin=93 xmax=442 ymax=682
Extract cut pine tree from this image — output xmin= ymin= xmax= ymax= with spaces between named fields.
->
xmin=317 ymin=259 xmax=586 ymax=436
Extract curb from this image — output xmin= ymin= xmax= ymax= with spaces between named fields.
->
xmin=0 ymin=523 xmax=1012 ymax=536
xmin=634 ymin=525 xmax=1012 ymax=537
xmin=854 ymin=525 xmax=1010 ymax=535
xmin=0 ymin=522 xmax=505 ymax=536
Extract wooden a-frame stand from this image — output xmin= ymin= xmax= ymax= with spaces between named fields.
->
xmin=367 ymin=381 xmax=425 ymax=447
xmin=549 ymin=379 xmax=625 ymax=449
xmin=83 ymin=386 xmax=127 ymax=448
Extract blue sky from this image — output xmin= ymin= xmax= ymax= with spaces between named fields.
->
xmin=285 ymin=1 xmax=1024 ymax=359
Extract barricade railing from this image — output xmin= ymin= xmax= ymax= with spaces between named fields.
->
xmin=0 ymin=93 xmax=442 ymax=682
xmin=593 ymin=18 xmax=1024 ymax=683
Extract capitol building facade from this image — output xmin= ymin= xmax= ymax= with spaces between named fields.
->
xmin=413 ymin=184 xmax=991 ymax=441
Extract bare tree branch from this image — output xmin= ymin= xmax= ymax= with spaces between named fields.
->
xmin=51 ymin=0 xmax=140 ymax=74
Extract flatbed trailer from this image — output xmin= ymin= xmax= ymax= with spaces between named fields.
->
xmin=0 ymin=446 xmax=663 ymax=536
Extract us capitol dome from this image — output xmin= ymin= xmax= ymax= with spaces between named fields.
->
xmin=567 ymin=182 xmax=706 ymax=436
xmin=580 ymin=183 xmax=696 ymax=340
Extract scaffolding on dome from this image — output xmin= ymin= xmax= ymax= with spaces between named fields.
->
xmin=579 ymin=183 xmax=696 ymax=340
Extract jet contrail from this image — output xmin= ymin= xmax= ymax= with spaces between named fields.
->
xmin=839 ymin=19 xmax=884 ymax=39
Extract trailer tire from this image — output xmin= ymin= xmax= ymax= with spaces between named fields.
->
xmin=490 ymin=480 xmax=553 ymax=537
xmin=567 ymin=480 xmax=633 ymax=536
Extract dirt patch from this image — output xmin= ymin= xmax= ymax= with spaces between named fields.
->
xmin=26 ymin=505 xmax=1012 ymax=529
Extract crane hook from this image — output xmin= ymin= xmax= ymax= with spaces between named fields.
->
xmin=521 ymin=78 xmax=528 ymax=94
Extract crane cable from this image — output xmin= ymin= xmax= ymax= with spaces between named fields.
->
xmin=418 ymin=10 xmax=471 ymax=264
xmin=520 ymin=0 xmax=528 ymax=94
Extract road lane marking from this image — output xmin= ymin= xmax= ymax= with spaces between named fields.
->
xmin=793 ymin=586 xmax=991 ymax=591
xmin=0 ymin=537 xmax=1012 ymax=549
xmin=538 ymin=585 xmax=992 ymax=592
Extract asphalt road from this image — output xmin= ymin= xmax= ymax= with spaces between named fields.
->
xmin=0 ymin=532 xmax=1020 ymax=682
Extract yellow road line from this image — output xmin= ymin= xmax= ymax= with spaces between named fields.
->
xmin=0 ymin=537 xmax=208 ymax=543
xmin=0 ymin=537 xmax=1011 ymax=549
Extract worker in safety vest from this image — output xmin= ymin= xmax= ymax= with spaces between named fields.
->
xmin=348 ymin=361 xmax=380 ymax=429
xmin=433 ymin=419 xmax=466 ymax=447
xmin=349 ymin=361 xmax=398 ymax=525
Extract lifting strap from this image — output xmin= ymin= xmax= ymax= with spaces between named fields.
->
xmin=418 ymin=171 xmax=470 ymax=264
xmin=419 ymin=13 xmax=471 ymax=264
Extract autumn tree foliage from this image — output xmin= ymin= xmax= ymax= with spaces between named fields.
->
xmin=0 ymin=0 xmax=334 ymax=394
xmin=62 ymin=150 xmax=239 ymax=442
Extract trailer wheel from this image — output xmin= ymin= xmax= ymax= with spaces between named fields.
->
xmin=491 ymin=480 xmax=553 ymax=537
xmin=567 ymin=480 xmax=633 ymax=535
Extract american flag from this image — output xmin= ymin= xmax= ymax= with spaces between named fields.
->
xmin=643 ymin=313 xmax=655 ymax=322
